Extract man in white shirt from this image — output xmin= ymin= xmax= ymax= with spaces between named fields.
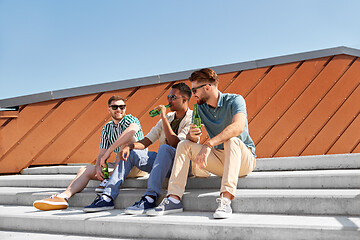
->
xmin=84 ymin=83 xmax=193 ymax=214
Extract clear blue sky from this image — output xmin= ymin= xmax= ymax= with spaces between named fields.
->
xmin=1 ymin=0 xmax=360 ymax=100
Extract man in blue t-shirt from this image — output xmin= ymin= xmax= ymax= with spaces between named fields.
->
xmin=147 ymin=68 xmax=256 ymax=219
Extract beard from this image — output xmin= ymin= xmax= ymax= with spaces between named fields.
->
xmin=197 ymin=94 xmax=209 ymax=105
xmin=197 ymin=99 xmax=206 ymax=105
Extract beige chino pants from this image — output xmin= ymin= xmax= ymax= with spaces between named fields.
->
xmin=168 ymin=137 xmax=256 ymax=198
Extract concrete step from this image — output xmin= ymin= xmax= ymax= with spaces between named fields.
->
xmin=0 ymin=205 xmax=359 ymax=240
xmin=21 ymin=153 xmax=360 ymax=175
xmin=256 ymin=153 xmax=360 ymax=171
xmin=1 ymin=169 xmax=360 ymax=189
xmin=22 ymin=165 xmax=88 ymax=175
xmin=1 ymin=187 xmax=359 ymax=216
xmin=0 ymin=230 xmax=138 ymax=240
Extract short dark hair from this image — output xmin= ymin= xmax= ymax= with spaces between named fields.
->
xmin=108 ymin=96 xmax=125 ymax=106
xmin=172 ymin=82 xmax=192 ymax=100
xmin=189 ymin=68 xmax=219 ymax=86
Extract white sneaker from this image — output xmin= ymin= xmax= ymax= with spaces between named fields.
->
xmin=95 ymin=179 xmax=109 ymax=193
xmin=213 ymin=196 xmax=232 ymax=219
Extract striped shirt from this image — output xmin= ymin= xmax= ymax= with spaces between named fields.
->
xmin=100 ymin=114 xmax=144 ymax=153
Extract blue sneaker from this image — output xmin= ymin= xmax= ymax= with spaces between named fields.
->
xmin=146 ymin=198 xmax=183 ymax=216
xmin=124 ymin=196 xmax=156 ymax=215
xmin=83 ymin=194 xmax=114 ymax=213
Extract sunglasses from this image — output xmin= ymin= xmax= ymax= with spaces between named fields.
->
xmin=191 ymin=83 xmax=210 ymax=94
xmin=167 ymin=95 xmax=185 ymax=101
xmin=109 ymin=105 xmax=126 ymax=110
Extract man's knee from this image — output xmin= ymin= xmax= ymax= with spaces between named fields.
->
xmin=224 ymin=137 xmax=243 ymax=149
xmin=127 ymin=149 xmax=139 ymax=163
xmin=227 ymin=137 xmax=240 ymax=144
xmin=156 ymin=145 xmax=175 ymax=164
xmin=158 ymin=144 xmax=176 ymax=158
xmin=158 ymin=143 xmax=173 ymax=152
xmin=78 ymin=166 xmax=89 ymax=175
xmin=78 ymin=165 xmax=95 ymax=177
xmin=78 ymin=166 xmax=86 ymax=173
xmin=177 ymin=139 xmax=193 ymax=151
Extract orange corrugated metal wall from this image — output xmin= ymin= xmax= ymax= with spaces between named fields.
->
xmin=0 ymin=54 xmax=359 ymax=174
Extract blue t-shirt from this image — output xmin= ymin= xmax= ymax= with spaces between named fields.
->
xmin=198 ymin=91 xmax=256 ymax=157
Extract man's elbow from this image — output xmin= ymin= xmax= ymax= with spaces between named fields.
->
xmin=169 ymin=139 xmax=180 ymax=148
xmin=130 ymin=123 xmax=140 ymax=132
xmin=129 ymin=129 xmax=138 ymax=136
xmin=234 ymin=124 xmax=245 ymax=136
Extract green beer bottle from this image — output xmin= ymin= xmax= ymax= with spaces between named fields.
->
xmin=193 ymin=104 xmax=201 ymax=133
xmin=149 ymin=104 xmax=171 ymax=117
xmin=101 ymin=161 xmax=109 ymax=179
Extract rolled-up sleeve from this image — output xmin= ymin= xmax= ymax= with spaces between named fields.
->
xmin=145 ymin=119 xmax=163 ymax=144
xmin=99 ymin=125 xmax=110 ymax=149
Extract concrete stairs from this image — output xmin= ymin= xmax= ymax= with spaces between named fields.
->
xmin=0 ymin=153 xmax=359 ymax=239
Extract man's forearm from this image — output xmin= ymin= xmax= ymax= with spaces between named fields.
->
xmin=95 ymin=155 xmax=102 ymax=166
xmin=95 ymin=149 xmax=107 ymax=166
xmin=107 ymin=128 xmax=138 ymax=153
xmin=207 ymin=122 xmax=242 ymax=147
xmin=129 ymin=142 xmax=145 ymax=150
xmin=161 ymin=116 xmax=179 ymax=147
xmin=128 ymin=137 xmax=152 ymax=150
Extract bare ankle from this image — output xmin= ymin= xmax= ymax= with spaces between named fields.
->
xmin=61 ymin=192 xmax=71 ymax=199
xmin=221 ymin=191 xmax=234 ymax=201
xmin=168 ymin=194 xmax=180 ymax=201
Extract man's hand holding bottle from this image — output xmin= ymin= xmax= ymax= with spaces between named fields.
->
xmin=189 ymin=123 xmax=203 ymax=138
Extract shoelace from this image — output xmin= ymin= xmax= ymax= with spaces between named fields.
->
xmin=158 ymin=198 xmax=170 ymax=209
xmin=49 ymin=194 xmax=57 ymax=199
xmin=216 ymin=197 xmax=230 ymax=211
xmin=134 ymin=196 xmax=147 ymax=207
xmin=93 ymin=194 xmax=102 ymax=204
xmin=48 ymin=194 xmax=68 ymax=202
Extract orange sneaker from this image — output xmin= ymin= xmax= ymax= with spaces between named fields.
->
xmin=33 ymin=195 xmax=69 ymax=211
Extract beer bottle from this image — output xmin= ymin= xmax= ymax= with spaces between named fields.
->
xmin=149 ymin=104 xmax=171 ymax=117
xmin=101 ymin=161 xmax=109 ymax=179
xmin=193 ymin=104 xmax=201 ymax=130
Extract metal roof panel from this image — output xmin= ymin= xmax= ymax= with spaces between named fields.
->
xmin=1 ymin=46 xmax=360 ymax=108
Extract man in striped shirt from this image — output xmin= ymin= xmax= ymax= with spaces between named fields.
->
xmin=33 ymin=96 xmax=144 ymax=211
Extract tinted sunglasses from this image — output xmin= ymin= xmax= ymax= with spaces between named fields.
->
xmin=191 ymin=83 xmax=210 ymax=94
xmin=167 ymin=95 xmax=185 ymax=101
xmin=109 ymin=105 xmax=126 ymax=110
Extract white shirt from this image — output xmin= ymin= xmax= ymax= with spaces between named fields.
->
xmin=145 ymin=109 xmax=193 ymax=145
